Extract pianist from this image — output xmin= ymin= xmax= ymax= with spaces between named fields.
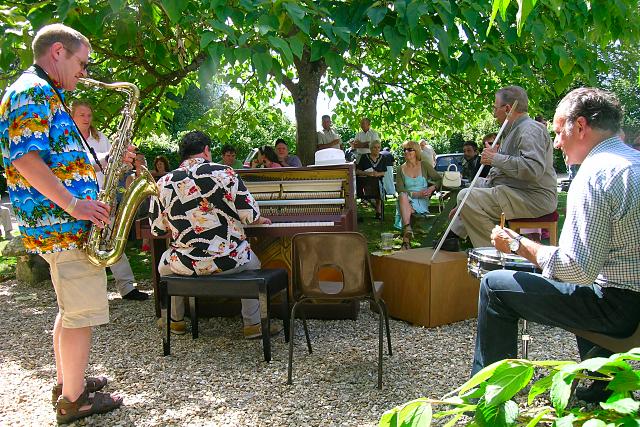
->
xmin=149 ymin=131 xmax=279 ymax=339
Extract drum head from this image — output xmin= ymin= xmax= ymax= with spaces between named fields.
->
xmin=468 ymin=247 xmax=538 ymax=279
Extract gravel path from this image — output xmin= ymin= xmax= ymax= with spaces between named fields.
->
xmin=0 ymin=278 xmax=579 ymax=426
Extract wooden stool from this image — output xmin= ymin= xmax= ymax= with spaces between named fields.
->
xmin=509 ymin=211 xmax=559 ymax=245
xmin=159 ymin=268 xmax=290 ymax=362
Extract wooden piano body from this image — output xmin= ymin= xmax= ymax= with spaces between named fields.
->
xmin=136 ymin=163 xmax=360 ymax=319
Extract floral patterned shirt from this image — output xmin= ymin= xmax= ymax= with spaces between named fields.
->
xmin=0 ymin=70 xmax=98 ymax=254
xmin=149 ymin=158 xmax=261 ymax=276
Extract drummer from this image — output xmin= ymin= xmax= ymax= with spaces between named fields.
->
xmin=471 ymin=88 xmax=640 ymax=403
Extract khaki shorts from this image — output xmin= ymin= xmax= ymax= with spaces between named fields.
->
xmin=40 ymin=249 xmax=109 ymax=328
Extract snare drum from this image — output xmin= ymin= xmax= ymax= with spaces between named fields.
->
xmin=467 ymin=247 xmax=539 ymax=279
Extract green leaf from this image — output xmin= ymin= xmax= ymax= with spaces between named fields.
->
xmin=525 ymin=408 xmax=551 ymax=427
xmin=200 ymin=31 xmax=217 ymax=49
xmin=235 ymin=47 xmax=251 ymax=63
xmin=609 ymin=370 xmax=640 ymax=393
xmin=528 ymin=374 xmax=553 ymax=405
xmin=108 ymin=0 xmax=125 ymax=11
xmin=554 ymin=413 xmax=577 ymax=427
xmin=476 ymin=399 xmax=518 ymax=427
xmin=161 ymin=0 xmax=187 ymax=24
xmin=432 ymin=25 xmax=450 ymax=59
xmin=283 ymin=2 xmax=310 ymax=34
xmin=485 ymin=362 xmax=534 ymax=407
xmin=252 ymin=51 xmax=273 ymax=82
xmin=310 ymin=41 xmax=329 ymax=61
xmin=397 ymin=400 xmax=432 ymax=427
xmin=368 ymin=6 xmax=388 ymax=26
xmin=268 ymin=36 xmax=293 ymax=65
xmin=550 ymin=372 xmax=574 ymax=416
xmin=600 ymin=397 xmax=640 ymax=414
xmin=582 ymin=421 xmax=607 ymax=427
xmin=324 ymin=50 xmax=344 ymax=75
xmin=288 ymin=34 xmax=304 ymax=59
xmin=383 ymin=25 xmax=405 ymax=58
xmin=455 ymin=360 xmax=508 ymax=396
xmin=515 ymin=0 xmax=537 ymax=36
xmin=256 ymin=14 xmax=278 ymax=35
xmin=56 ymin=0 xmax=75 ymax=21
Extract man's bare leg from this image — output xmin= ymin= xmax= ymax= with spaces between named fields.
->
xmin=59 ymin=326 xmax=92 ymax=402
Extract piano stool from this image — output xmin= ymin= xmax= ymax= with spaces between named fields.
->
xmin=159 ymin=268 xmax=290 ymax=362
xmin=371 ymin=247 xmax=480 ymax=327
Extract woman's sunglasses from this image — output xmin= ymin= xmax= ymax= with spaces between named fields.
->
xmin=403 ymin=148 xmax=415 ymax=152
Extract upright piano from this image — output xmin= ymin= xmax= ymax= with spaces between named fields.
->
xmin=136 ymin=163 xmax=359 ymax=319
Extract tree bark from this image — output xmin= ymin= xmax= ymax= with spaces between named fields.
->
xmin=281 ymin=48 xmax=327 ymax=166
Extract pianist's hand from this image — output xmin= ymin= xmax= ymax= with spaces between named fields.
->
xmin=252 ymin=217 xmax=272 ymax=225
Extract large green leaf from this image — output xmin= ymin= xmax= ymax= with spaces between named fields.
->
xmin=609 ymin=370 xmax=640 ymax=393
xmin=484 ymin=362 xmax=534 ymax=407
xmin=268 ymin=36 xmax=293 ymax=65
xmin=600 ymin=397 xmax=640 ymax=415
xmin=368 ymin=6 xmax=388 ymax=26
xmin=550 ymin=371 xmax=574 ymax=416
xmin=288 ymin=33 xmax=304 ymax=59
xmin=527 ymin=373 xmax=553 ymax=405
xmin=252 ymin=51 xmax=273 ymax=82
xmin=383 ymin=25 xmax=405 ymax=58
xmin=161 ymin=0 xmax=187 ymax=24
xmin=476 ymin=399 xmax=519 ymax=427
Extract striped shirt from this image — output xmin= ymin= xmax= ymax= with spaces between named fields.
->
xmin=537 ymin=137 xmax=640 ymax=291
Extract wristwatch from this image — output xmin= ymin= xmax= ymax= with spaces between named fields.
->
xmin=509 ymin=235 xmax=523 ymax=254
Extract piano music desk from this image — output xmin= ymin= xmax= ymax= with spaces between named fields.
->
xmin=371 ymin=248 xmax=479 ymax=327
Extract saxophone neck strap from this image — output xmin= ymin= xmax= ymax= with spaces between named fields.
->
xmin=25 ymin=64 xmax=103 ymax=173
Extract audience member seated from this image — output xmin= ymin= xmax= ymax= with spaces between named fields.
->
xmin=149 ymin=131 xmax=278 ymax=338
xmin=442 ymin=86 xmax=557 ymax=251
xmin=395 ymin=140 xmax=442 ymax=250
xmin=355 ymin=140 xmax=394 ymax=219
xmin=151 ymin=155 xmax=170 ymax=180
xmin=250 ymin=146 xmax=283 ymax=168
xmin=461 ymin=141 xmax=489 ymax=181
xmin=274 ymin=138 xmax=302 ymax=167
xmin=220 ymin=144 xmax=244 ymax=169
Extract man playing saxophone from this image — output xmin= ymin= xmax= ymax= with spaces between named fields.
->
xmin=0 ymin=24 xmax=134 ymax=423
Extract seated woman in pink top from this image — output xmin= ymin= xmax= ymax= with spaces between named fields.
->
xmin=249 ymin=145 xmax=283 ymax=168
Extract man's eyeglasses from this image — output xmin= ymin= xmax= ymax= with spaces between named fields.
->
xmin=492 ymin=104 xmax=507 ymax=111
xmin=63 ymin=47 xmax=90 ymax=72
xmin=403 ymin=148 xmax=415 ymax=152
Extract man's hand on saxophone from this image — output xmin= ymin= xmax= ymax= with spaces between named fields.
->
xmin=65 ymin=195 xmax=111 ymax=228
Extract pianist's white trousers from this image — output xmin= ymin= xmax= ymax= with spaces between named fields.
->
xmin=158 ymin=250 xmax=261 ymax=326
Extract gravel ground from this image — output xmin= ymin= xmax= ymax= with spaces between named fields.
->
xmin=0 ymin=277 xmax=579 ymax=426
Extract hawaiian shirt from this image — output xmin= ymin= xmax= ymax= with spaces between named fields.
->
xmin=149 ymin=158 xmax=261 ymax=276
xmin=0 ymin=71 xmax=98 ymax=254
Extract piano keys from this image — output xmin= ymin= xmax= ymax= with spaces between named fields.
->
xmin=137 ymin=163 xmax=359 ymax=319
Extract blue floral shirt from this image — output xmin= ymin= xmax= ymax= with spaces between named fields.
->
xmin=0 ymin=71 xmax=98 ymax=254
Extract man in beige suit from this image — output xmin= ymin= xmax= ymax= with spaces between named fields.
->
xmin=442 ymin=86 xmax=557 ymax=250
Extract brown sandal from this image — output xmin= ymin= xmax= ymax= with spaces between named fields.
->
xmin=401 ymin=224 xmax=413 ymax=250
xmin=51 ymin=376 xmax=108 ymax=407
xmin=56 ymin=388 xmax=122 ymax=425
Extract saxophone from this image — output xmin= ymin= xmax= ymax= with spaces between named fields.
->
xmin=81 ymin=78 xmax=160 ymax=267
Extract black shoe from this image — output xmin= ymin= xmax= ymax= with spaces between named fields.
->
xmin=575 ymin=380 xmax=613 ymax=403
xmin=122 ymin=289 xmax=149 ymax=301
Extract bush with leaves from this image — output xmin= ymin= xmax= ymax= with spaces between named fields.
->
xmin=380 ymin=348 xmax=640 ymax=426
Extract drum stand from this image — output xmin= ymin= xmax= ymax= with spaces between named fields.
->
xmin=521 ymin=319 xmax=530 ymax=359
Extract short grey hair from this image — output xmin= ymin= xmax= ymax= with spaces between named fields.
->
xmin=496 ymin=86 xmax=528 ymax=113
xmin=556 ymin=87 xmax=622 ymax=134
xmin=32 ymin=23 xmax=91 ymax=59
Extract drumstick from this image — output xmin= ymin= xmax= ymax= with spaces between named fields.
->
xmin=500 ymin=212 xmax=505 ymax=229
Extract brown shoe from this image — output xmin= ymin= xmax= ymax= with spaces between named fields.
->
xmin=243 ymin=323 xmax=282 ymax=340
xmin=56 ymin=389 xmax=122 ymax=425
xmin=51 ymin=376 xmax=108 ymax=407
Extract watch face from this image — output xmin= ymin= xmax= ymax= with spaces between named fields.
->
xmin=509 ymin=239 xmax=520 ymax=252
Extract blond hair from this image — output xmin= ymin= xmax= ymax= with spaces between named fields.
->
xmin=32 ymin=23 xmax=91 ymax=59
xmin=403 ymin=140 xmax=422 ymax=161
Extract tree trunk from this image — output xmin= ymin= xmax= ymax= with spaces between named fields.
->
xmin=281 ymin=49 xmax=327 ymax=166
xmin=294 ymin=97 xmax=318 ymax=166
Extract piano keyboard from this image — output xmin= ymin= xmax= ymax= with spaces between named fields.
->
xmin=245 ymin=221 xmax=335 ymax=228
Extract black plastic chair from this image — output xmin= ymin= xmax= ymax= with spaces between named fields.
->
xmin=159 ymin=268 xmax=290 ymax=362
xmin=287 ymin=232 xmax=392 ymax=389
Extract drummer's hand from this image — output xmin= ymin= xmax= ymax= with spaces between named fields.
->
xmin=448 ymin=206 xmax=457 ymax=220
xmin=491 ymin=226 xmax=518 ymax=253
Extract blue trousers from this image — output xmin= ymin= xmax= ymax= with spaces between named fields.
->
xmin=472 ymin=270 xmax=640 ymax=374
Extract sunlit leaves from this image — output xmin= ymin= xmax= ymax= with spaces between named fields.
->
xmin=160 ymin=0 xmax=186 ymax=24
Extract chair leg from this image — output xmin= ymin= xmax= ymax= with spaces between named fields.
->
xmin=258 ymin=289 xmax=271 ymax=363
xmin=163 ymin=289 xmax=171 ymax=356
xmin=377 ymin=303 xmax=384 ymax=389
xmin=379 ymin=299 xmax=393 ymax=356
xmin=288 ymin=301 xmax=301 ymax=385
xmin=299 ymin=303 xmax=312 ymax=354
xmin=282 ymin=289 xmax=290 ymax=343
xmin=189 ymin=297 xmax=198 ymax=339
